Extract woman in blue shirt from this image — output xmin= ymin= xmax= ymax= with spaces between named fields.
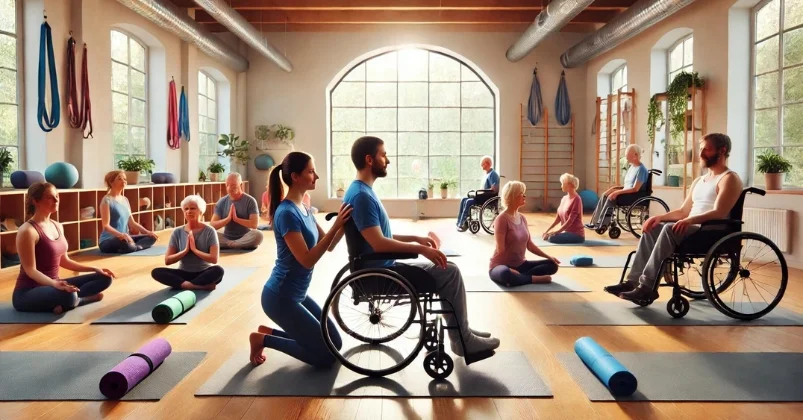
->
xmin=249 ymin=152 xmax=352 ymax=368
xmin=99 ymin=170 xmax=158 ymax=253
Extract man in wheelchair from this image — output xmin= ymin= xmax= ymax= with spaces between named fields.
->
xmin=585 ymin=144 xmax=649 ymax=230
xmin=343 ymin=136 xmax=501 ymax=357
xmin=456 ymin=156 xmax=500 ymax=232
xmin=604 ymin=133 xmax=743 ymax=303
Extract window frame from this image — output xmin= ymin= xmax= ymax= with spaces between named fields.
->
xmin=0 ymin=0 xmax=24 ymax=180
xmin=110 ymin=29 xmax=149 ymax=164
xmin=198 ymin=70 xmax=219 ymax=173
xmin=667 ymin=34 xmax=694 ymax=86
xmin=609 ymin=64 xmax=628 ymax=94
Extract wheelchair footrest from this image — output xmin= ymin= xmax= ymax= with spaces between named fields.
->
xmin=464 ymin=350 xmax=495 ymax=366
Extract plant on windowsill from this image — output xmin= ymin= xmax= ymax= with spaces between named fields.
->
xmin=208 ymin=162 xmax=226 ymax=182
xmin=667 ymin=71 xmax=704 ymax=143
xmin=117 ymin=156 xmax=155 ymax=185
xmin=198 ymin=169 xmax=207 ymax=182
xmin=439 ymin=180 xmax=456 ymax=199
xmin=647 ymin=94 xmax=665 ymax=156
xmin=427 ymin=181 xmax=434 ymax=199
xmin=0 ymin=147 xmax=13 ymax=189
xmin=756 ymin=149 xmax=792 ymax=191
xmin=335 ymin=181 xmax=345 ymax=199
xmin=218 ymin=133 xmax=250 ymax=173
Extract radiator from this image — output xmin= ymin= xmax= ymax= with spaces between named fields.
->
xmin=743 ymin=208 xmax=792 ymax=253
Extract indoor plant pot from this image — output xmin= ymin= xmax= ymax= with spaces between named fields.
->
xmin=117 ymin=156 xmax=155 ymax=185
xmin=756 ymin=150 xmax=792 ymax=191
xmin=208 ymin=162 xmax=226 ymax=182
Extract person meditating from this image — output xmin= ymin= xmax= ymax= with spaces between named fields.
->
xmin=210 ymin=173 xmax=263 ymax=250
xmin=490 ymin=181 xmax=560 ymax=287
xmin=151 ymin=195 xmax=224 ymax=291
xmin=13 ymin=182 xmax=115 ymax=314
xmin=98 ymin=170 xmax=158 ymax=253
xmin=542 ymin=173 xmax=585 ymax=244
xmin=249 ymin=152 xmax=351 ymax=368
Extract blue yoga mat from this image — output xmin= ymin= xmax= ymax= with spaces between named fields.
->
xmin=574 ymin=337 xmax=637 ymax=397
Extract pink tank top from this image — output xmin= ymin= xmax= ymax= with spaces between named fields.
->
xmin=15 ymin=220 xmax=68 ymax=290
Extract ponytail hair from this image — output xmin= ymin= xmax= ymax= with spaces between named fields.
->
xmin=268 ymin=151 xmax=313 ymax=222
xmin=267 ymin=166 xmax=284 ymax=222
xmin=26 ymin=182 xmax=56 ymax=219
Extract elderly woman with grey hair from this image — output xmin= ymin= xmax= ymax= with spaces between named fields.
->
xmin=151 ymin=194 xmax=224 ymax=290
xmin=542 ymin=173 xmax=585 ymax=244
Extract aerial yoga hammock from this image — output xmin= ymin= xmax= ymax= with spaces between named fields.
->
xmin=38 ymin=17 xmax=60 ymax=132
xmin=555 ymin=71 xmax=572 ymax=126
xmin=527 ymin=68 xmax=543 ymax=126
xmin=67 ymin=34 xmax=93 ymax=138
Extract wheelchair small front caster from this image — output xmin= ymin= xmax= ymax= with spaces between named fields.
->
xmin=424 ymin=350 xmax=454 ymax=380
xmin=424 ymin=326 xmax=438 ymax=351
xmin=469 ymin=221 xmax=480 ymax=234
xmin=595 ymin=226 xmax=607 ymax=235
xmin=667 ymin=296 xmax=690 ymax=318
xmin=608 ymin=226 xmax=621 ymax=239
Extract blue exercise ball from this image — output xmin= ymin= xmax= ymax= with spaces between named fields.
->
xmin=578 ymin=189 xmax=598 ymax=211
xmin=254 ymin=154 xmax=275 ymax=171
xmin=10 ymin=170 xmax=45 ymax=189
xmin=44 ymin=162 xmax=79 ymax=189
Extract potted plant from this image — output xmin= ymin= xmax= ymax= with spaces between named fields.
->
xmin=254 ymin=125 xmax=270 ymax=150
xmin=198 ymin=169 xmax=207 ymax=182
xmin=756 ymin=149 xmax=792 ymax=190
xmin=217 ymin=133 xmax=250 ymax=174
xmin=335 ymin=181 xmax=345 ymax=198
xmin=270 ymin=124 xmax=295 ymax=148
xmin=439 ymin=180 xmax=455 ymax=199
xmin=0 ymin=147 xmax=13 ymax=188
xmin=667 ymin=71 xmax=704 ymax=143
xmin=117 ymin=156 xmax=155 ymax=185
xmin=427 ymin=181 xmax=434 ymax=199
xmin=207 ymin=161 xmax=225 ymax=182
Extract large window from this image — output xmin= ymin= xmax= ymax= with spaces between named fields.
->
xmin=610 ymin=64 xmax=627 ymax=94
xmin=0 ymin=0 xmax=21 ymax=184
xmin=111 ymin=30 xmax=148 ymax=165
xmin=752 ymin=0 xmax=803 ymax=187
xmin=669 ymin=35 xmax=693 ymax=85
xmin=198 ymin=71 xmax=218 ymax=172
xmin=329 ymin=48 xmax=496 ymax=198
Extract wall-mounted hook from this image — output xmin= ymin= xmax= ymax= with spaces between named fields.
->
xmin=43 ymin=9 xmax=47 ymax=20
xmin=69 ymin=30 xmax=73 ymax=36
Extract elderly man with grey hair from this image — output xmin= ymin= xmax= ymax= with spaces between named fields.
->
xmin=457 ymin=155 xmax=501 ymax=231
xmin=210 ymin=173 xmax=264 ymax=250
xmin=585 ymin=144 xmax=649 ymax=230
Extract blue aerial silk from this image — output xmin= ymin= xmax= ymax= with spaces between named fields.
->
xmin=179 ymin=86 xmax=190 ymax=142
xmin=555 ymin=71 xmax=572 ymax=126
xmin=527 ymin=69 xmax=543 ymax=126
xmin=38 ymin=21 xmax=60 ymax=132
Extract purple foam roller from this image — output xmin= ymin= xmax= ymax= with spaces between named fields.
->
xmin=99 ymin=338 xmax=172 ymax=399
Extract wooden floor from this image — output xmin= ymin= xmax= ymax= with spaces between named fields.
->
xmin=1 ymin=213 xmax=802 ymax=420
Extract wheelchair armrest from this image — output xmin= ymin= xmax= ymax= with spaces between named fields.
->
xmin=700 ymin=219 xmax=743 ymax=228
xmin=325 ymin=212 xmax=337 ymax=221
xmin=358 ymin=252 xmax=419 ymax=261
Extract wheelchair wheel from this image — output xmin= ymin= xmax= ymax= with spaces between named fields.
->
xmin=330 ymin=262 xmax=351 ymax=291
xmin=666 ymin=296 xmax=690 ymax=318
xmin=480 ymin=197 xmax=500 ymax=235
xmin=423 ymin=350 xmax=454 ymax=380
xmin=608 ymin=226 xmax=621 ymax=239
xmin=322 ymin=269 xmax=425 ymax=377
xmin=595 ymin=226 xmax=607 ymax=235
xmin=664 ymin=256 xmax=739 ymax=300
xmin=423 ymin=325 xmax=439 ymax=351
xmin=702 ymin=232 xmax=788 ymax=321
xmin=469 ymin=220 xmax=481 ymax=234
xmin=625 ymin=197 xmax=670 ymax=239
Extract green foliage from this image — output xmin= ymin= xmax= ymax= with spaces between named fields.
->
xmin=207 ymin=161 xmax=226 ymax=173
xmin=254 ymin=125 xmax=270 ymax=141
xmin=439 ymin=179 xmax=456 ymax=189
xmin=270 ymin=124 xmax=295 ymax=146
xmin=667 ymin=71 xmax=704 ymax=142
xmin=756 ymin=150 xmax=792 ymax=173
xmin=117 ymin=156 xmax=155 ymax=173
xmin=0 ymin=147 xmax=13 ymax=173
xmin=198 ymin=170 xmax=207 ymax=182
xmin=647 ymin=94 xmax=664 ymax=145
xmin=217 ymin=133 xmax=250 ymax=165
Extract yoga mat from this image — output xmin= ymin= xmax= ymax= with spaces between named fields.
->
xmin=220 ymin=248 xmax=257 ymax=254
xmin=428 ymin=231 xmax=461 ymax=256
xmin=535 ymin=301 xmax=803 ymax=326
xmin=463 ymin=274 xmax=591 ymax=292
xmin=196 ymin=350 xmax=551 ymax=398
xmin=152 ymin=291 xmax=197 ymax=323
xmin=0 ymin=351 xmax=205 ymax=401
xmin=573 ymin=337 xmax=637 ymax=397
xmin=0 ymin=301 xmax=99 ymax=324
xmin=99 ymin=338 xmax=173 ymax=399
xmin=257 ymin=224 xmax=273 ymax=231
xmin=559 ymin=352 xmax=803 ymax=401
xmin=77 ymin=245 xmax=168 ymax=257
xmin=533 ymin=239 xmax=625 ymax=247
xmin=92 ymin=267 xmax=257 ymax=324
xmin=558 ymin=255 xmax=629 ymax=268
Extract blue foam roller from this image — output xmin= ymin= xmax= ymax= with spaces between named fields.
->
xmin=10 ymin=170 xmax=45 ymax=189
xmin=574 ymin=336 xmax=637 ymax=397
xmin=570 ymin=255 xmax=594 ymax=267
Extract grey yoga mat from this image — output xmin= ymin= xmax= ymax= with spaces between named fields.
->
xmin=195 ymin=351 xmax=551 ymax=398
xmin=0 ymin=301 xmax=99 ymax=324
xmin=558 ymin=255 xmax=629 ymax=268
xmin=533 ymin=239 xmax=626 ymax=247
xmin=559 ymin=352 xmax=803 ymax=401
xmin=463 ymin=275 xmax=591 ymax=292
xmin=77 ymin=245 xmax=168 ymax=257
xmin=534 ymin=301 xmax=803 ymax=326
xmin=92 ymin=267 xmax=257 ymax=324
xmin=0 ymin=351 xmax=206 ymax=401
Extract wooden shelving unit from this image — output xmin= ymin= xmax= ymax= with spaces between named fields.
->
xmin=596 ymin=89 xmax=636 ymax=196
xmin=653 ymin=86 xmax=705 ymax=197
xmin=0 ymin=181 xmax=248 ymax=270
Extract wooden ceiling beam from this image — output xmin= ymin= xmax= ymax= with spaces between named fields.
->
xmin=200 ymin=21 xmax=603 ymax=33
xmin=171 ymin=0 xmax=634 ymax=11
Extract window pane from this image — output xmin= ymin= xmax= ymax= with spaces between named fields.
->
xmin=366 ymin=52 xmax=397 ymax=82
xmin=206 ymin=117 xmax=216 ymax=134
xmin=461 ymin=156 xmax=486 ymax=184
xmin=429 ymin=52 xmax=460 ymax=82
xmin=111 ymin=62 xmax=128 ymax=93
xmin=755 ymin=35 xmax=779 ymax=73
xmin=0 ymin=68 xmax=15 ymax=103
xmin=755 ymin=72 xmax=779 ymax=108
xmin=670 ymin=44 xmax=683 ymax=71
xmin=111 ymin=31 xmax=128 ymax=63
xmin=398 ymin=158 xmax=427 ymax=198
xmin=784 ymin=27 xmax=803 ymax=67
xmin=130 ymin=40 xmax=145 ymax=72
xmin=669 ymin=70 xmax=679 ymax=84
xmin=783 ymin=103 xmax=803 ymax=145
xmin=198 ymin=116 xmax=206 ymax=133
xmin=130 ymin=70 xmax=145 ymax=99
xmin=398 ymin=108 xmax=428 ymax=131
xmin=366 ymin=108 xmax=397 ymax=132
xmin=461 ymin=82 xmax=493 ymax=107
xmin=756 ymin=0 xmax=780 ymax=40
xmin=428 ymin=132 xmax=459 ymax=156
xmin=622 ymin=66 xmax=627 ymax=86
xmin=683 ymin=37 xmax=693 ymax=67
xmin=372 ymin=178 xmax=397 ymax=199
xmin=462 ymin=108 xmax=494 ymax=132
xmin=429 ymin=83 xmax=460 ymax=107
xmin=366 ymin=82 xmax=397 ymax=107
xmin=783 ymin=147 xmax=803 ymax=186
xmin=113 ymin=123 xmax=128 ymax=154
xmin=783 ymin=65 xmax=803 ymax=103
xmin=332 ymin=82 xmax=365 ymax=107
xmin=754 ymin=108 xmax=779 ymax=147
xmin=131 ymin=99 xmax=145 ymax=126
xmin=398 ymin=82 xmax=428 ymax=107
xmin=0 ymin=104 xmax=18 ymax=146
xmin=368 ymin=132 xmax=397 ymax=155
xmin=198 ymin=96 xmax=207 ymax=117
xmin=207 ymin=78 xmax=216 ymax=100
xmin=332 ymin=132 xmax=363 ymax=155
xmin=784 ymin=0 xmax=803 ymax=29
xmin=612 ymin=70 xmax=622 ymax=92
xmin=429 ymin=108 xmax=459 ymax=131
xmin=198 ymin=73 xmax=207 ymax=95
xmin=461 ymin=65 xmax=480 ymax=82
xmin=0 ymin=0 xmax=15 ymax=33
xmin=112 ymin=92 xmax=129 ymax=123
xmin=429 ymin=156 xmax=459 ymax=183
xmin=208 ymin=100 xmax=216 ymax=120
xmin=343 ymin=63 xmax=365 ymax=81
xmin=332 ymin=108 xmax=365 ymax=131
xmin=398 ymin=132 xmax=428 ymax=156
xmin=398 ymin=49 xmax=428 ymax=81
xmin=0 ymin=34 xmax=16 ymax=69
xmin=461 ymin=133 xmax=494 ymax=156
xmin=131 ymin=126 xmax=146 ymax=155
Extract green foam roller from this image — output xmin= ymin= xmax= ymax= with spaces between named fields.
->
xmin=151 ymin=291 xmax=197 ymax=323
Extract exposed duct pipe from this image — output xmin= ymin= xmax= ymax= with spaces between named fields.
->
xmin=506 ymin=0 xmax=595 ymax=62
xmin=115 ymin=0 xmax=248 ymax=72
xmin=192 ymin=0 xmax=293 ymax=72
xmin=560 ymin=0 xmax=698 ymax=68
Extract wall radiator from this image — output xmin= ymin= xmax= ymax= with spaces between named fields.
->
xmin=743 ymin=208 xmax=792 ymax=253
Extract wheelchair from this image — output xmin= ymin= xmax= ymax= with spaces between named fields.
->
xmin=611 ymin=187 xmax=788 ymax=320
xmin=591 ymin=169 xmax=670 ymax=239
xmin=461 ymin=189 xmax=500 ymax=235
xmin=321 ymin=213 xmax=495 ymax=380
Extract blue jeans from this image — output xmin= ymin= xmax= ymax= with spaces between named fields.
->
xmin=547 ymin=232 xmax=585 ymax=244
xmin=260 ymin=288 xmax=342 ymax=368
xmin=457 ymin=198 xmax=474 ymax=226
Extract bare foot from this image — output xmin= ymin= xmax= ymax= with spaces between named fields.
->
xmin=531 ymin=275 xmax=552 ymax=284
xmin=80 ymin=293 xmax=104 ymax=305
xmin=510 ymin=268 xmax=521 ymax=275
xmin=53 ymin=305 xmax=64 ymax=315
xmin=181 ymin=282 xmax=216 ymax=291
xmin=201 ymin=283 xmax=217 ymax=291
xmin=249 ymin=332 xmax=267 ymax=366
xmin=257 ymin=325 xmax=273 ymax=335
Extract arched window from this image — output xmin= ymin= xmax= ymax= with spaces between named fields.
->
xmin=111 ymin=29 xmax=148 ymax=165
xmin=751 ymin=0 xmax=803 ymax=187
xmin=198 ymin=71 xmax=218 ymax=172
xmin=668 ymin=34 xmax=693 ymax=85
xmin=610 ymin=64 xmax=628 ymax=94
xmin=0 ymin=0 xmax=21 ymax=184
xmin=329 ymin=48 xmax=497 ymax=198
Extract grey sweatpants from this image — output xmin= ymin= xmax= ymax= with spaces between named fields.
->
xmin=626 ymin=222 xmax=700 ymax=288
xmin=217 ymin=229 xmax=264 ymax=249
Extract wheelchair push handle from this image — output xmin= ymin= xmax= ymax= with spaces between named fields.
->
xmin=648 ymin=169 xmax=662 ymax=176
xmin=746 ymin=187 xmax=766 ymax=196
xmin=325 ymin=212 xmax=337 ymax=221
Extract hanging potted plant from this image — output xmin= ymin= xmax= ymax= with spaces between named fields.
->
xmin=756 ymin=149 xmax=792 ymax=190
xmin=647 ymin=94 xmax=665 ymax=161
xmin=0 ymin=147 xmax=13 ymax=189
xmin=270 ymin=124 xmax=295 ymax=149
xmin=207 ymin=161 xmax=226 ymax=182
xmin=335 ymin=181 xmax=345 ymax=198
xmin=254 ymin=125 xmax=271 ymax=150
xmin=117 ymin=156 xmax=155 ymax=185
xmin=217 ymin=133 xmax=250 ymax=175
xmin=667 ymin=71 xmax=704 ymax=143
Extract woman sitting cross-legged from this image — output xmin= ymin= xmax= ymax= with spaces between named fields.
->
xmin=13 ymin=182 xmax=115 ymax=314
xmin=249 ymin=151 xmax=352 ymax=368
xmin=151 ymin=195 xmax=224 ymax=291
xmin=98 ymin=170 xmax=158 ymax=254
xmin=489 ymin=181 xmax=560 ymax=287
xmin=542 ymin=173 xmax=586 ymax=244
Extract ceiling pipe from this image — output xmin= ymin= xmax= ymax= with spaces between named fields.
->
xmin=114 ymin=0 xmax=249 ymax=73
xmin=560 ymin=0 xmax=699 ymax=68
xmin=506 ymin=0 xmax=595 ymax=62
xmin=192 ymin=0 xmax=293 ymax=72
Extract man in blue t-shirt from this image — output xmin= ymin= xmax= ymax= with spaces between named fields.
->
xmin=342 ymin=136 xmax=500 ymax=359
xmin=586 ymin=144 xmax=650 ymax=229
xmin=456 ymin=156 xmax=500 ymax=232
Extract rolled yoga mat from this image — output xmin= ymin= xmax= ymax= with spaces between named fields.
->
xmin=99 ymin=338 xmax=173 ymax=399
xmin=151 ymin=290 xmax=197 ymax=323
xmin=574 ymin=336 xmax=637 ymax=397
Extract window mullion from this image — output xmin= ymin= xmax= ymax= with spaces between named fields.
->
xmin=778 ymin=1 xmax=785 ymax=152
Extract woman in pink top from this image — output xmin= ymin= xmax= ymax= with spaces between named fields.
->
xmin=489 ymin=181 xmax=560 ymax=287
xmin=543 ymin=173 xmax=585 ymax=244
xmin=13 ymin=183 xmax=115 ymax=314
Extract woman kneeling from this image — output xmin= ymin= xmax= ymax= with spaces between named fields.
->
xmin=489 ymin=181 xmax=560 ymax=287
xmin=151 ymin=195 xmax=223 ymax=290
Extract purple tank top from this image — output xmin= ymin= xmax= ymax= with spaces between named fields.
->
xmin=15 ymin=220 xmax=68 ymax=290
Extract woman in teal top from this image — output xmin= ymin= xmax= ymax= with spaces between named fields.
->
xmin=249 ymin=152 xmax=352 ymax=368
xmin=99 ymin=170 xmax=158 ymax=253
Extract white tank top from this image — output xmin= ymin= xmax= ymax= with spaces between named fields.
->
xmin=690 ymin=169 xmax=733 ymax=217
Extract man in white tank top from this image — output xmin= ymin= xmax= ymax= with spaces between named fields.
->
xmin=605 ymin=133 xmax=744 ymax=303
